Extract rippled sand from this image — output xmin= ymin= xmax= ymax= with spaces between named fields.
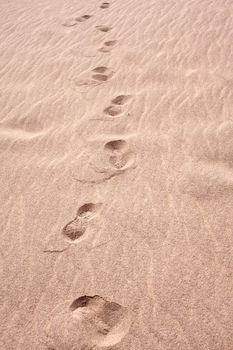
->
xmin=0 ymin=0 xmax=233 ymax=349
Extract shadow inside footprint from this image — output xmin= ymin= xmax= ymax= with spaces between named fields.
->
xmin=98 ymin=47 xmax=110 ymax=53
xmin=92 ymin=74 xmax=109 ymax=82
xmin=77 ymin=203 xmax=102 ymax=218
xmin=111 ymin=95 xmax=132 ymax=105
xmin=98 ymin=40 xmax=117 ymax=53
xmin=92 ymin=66 xmax=108 ymax=74
xmin=76 ymin=15 xmax=92 ymax=22
xmin=105 ymin=40 xmax=117 ymax=46
xmin=100 ymin=2 xmax=110 ymax=9
xmin=92 ymin=67 xmax=114 ymax=82
xmin=102 ymin=95 xmax=131 ymax=117
xmin=104 ymin=105 xmax=122 ymax=116
xmin=104 ymin=139 xmax=128 ymax=152
xmin=96 ymin=25 xmax=112 ymax=32
xmin=70 ymin=296 xmax=94 ymax=311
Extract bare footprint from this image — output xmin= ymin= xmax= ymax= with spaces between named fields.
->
xmin=96 ymin=25 xmax=112 ymax=32
xmin=100 ymin=2 xmax=110 ymax=9
xmin=62 ymin=203 xmax=101 ymax=241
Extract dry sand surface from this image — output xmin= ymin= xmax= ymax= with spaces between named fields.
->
xmin=0 ymin=0 xmax=233 ymax=349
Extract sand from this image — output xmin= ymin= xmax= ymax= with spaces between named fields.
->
xmin=0 ymin=0 xmax=233 ymax=349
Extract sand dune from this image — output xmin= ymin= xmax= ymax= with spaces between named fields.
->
xmin=0 ymin=0 xmax=233 ymax=349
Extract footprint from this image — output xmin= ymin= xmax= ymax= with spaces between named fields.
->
xmin=109 ymin=152 xmax=134 ymax=170
xmin=62 ymin=203 xmax=101 ymax=241
xmin=102 ymin=95 xmax=132 ymax=117
xmin=100 ymin=2 xmax=110 ymax=9
xmin=76 ymin=15 xmax=92 ymax=22
xmin=62 ymin=19 xmax=79 ymax=27
xmin=71 ymin=295 xmax=132 ymax=347
xmin=75 ymin=67 xmax=114 ymax=88
xmin=98 ymin=40 xmax=117 ymax=53
xmin=43 ymin=296 xmax=132 ymax=350
xmin=98 ymin=47 xmax=110 ymax=53
xmin=62 ymin=15 xmax=92 ymax=27
xmin=96 ymin=25 xmax=112 ymax=32
xmin=104 ymin=140 xmax=128 ymax=153
xmin=74 ymin=139 xmax=136 ymax=183
xmin=92 ymin=66 xmax=108 ymax=74
xmin=104 ymin=40 xmax=117 ymax=47
xmin=62 ymin=220 xmax=86 ymax=241
xmin=104 ymin=105 xmax=122 ymax=116
xmin=91 ymin=67 xmax=114 ymax=83
xmin=111 ymin=94 xmax=132 ymax=105
xmin=70 ymin=296 xmax=93 ymax=311
xmin=104 ymin=140 xmax=134 ymax=170
xmin=92 ymin=74 xmax=109 ymax=82
xmin=77 ymin=203 xmax=102 ymax=218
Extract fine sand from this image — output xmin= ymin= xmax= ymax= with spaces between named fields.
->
xmin=0 ymin=0 xmax=233 ymax=349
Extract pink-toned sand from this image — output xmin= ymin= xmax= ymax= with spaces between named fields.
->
xmin=0 ymin=0 xmax=233 ymax=349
